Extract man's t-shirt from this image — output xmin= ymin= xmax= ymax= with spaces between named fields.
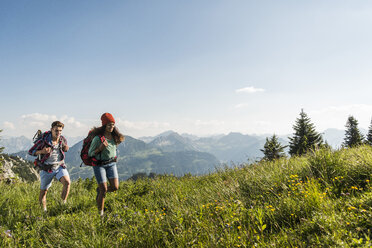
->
xmin=44 ymin=143 xmax=63 ymax=170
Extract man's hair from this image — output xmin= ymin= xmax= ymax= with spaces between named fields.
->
xmin=51 ymin=121 xmax=64 ymax=129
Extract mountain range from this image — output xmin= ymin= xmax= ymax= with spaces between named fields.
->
xmin=0 ymin=135 xmax=83 ymax=154
xmin=6 ymin=128 xmax=357 ymax=180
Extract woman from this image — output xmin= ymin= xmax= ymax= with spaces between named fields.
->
xmin=88 ymin=113 xmax=125 ymax=216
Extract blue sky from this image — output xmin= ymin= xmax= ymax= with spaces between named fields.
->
xmin=1 ymin=1 xmax=372 ymax=138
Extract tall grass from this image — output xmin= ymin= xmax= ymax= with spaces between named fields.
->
xmin=1 ymin=146 xmax=371 ymax=247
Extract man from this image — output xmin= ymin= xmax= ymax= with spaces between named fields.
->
xmin=28 ymin=121 xmax=70 ymax=212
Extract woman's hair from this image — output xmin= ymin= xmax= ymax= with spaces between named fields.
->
xmin=90 ymin=125 xmax=125 ymax=145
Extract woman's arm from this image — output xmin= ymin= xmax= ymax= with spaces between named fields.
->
xmin=88 ymin=136 xmax=99 ymax=157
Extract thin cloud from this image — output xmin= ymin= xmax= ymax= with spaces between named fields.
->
xmin=194 ymin=119 xmax=225 ymax=127
xmin=234 ymin=103 xmax=250 ymax=109
xmin=236 ymin=86 xmax=265 ymax=94
xmin=21 ymin=113 xmax=57 ymax=122
xmin=60 ymin=115 xmax=84 ymax=128
xmin=21 ymin=113 xmax=85 ymax=129
xmin=114 ymin=118 xmax=172 ymax=137
xmin=3 ymin=121 xmax=15 ymax=130
xmin=14 ymin=114 xmax=172 ymax=137
xmin=18 ymin=113 xmax=88 ymax=137
xmin=116 ymin=119 xmax=171 ymax=130
xmin=310 ymin=104 xmax=372 ymax=130
xmin=311 ymin=104 xmax=372 ymax=115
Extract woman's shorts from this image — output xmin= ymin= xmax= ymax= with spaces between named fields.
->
xmin=93 ymin=162 xmax=118 ymax=184
xmin=40 ymin=166 xmax=70 ymax=190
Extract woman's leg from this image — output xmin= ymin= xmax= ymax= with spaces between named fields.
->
xmin=108 ymin=178 xmax=119 ymax=192
xmin=107 ymin=163 xmax=119 ymax=192
xmin=93 ymin=165 xmax=107 ymax=215
xmin=97 ymin=182 xmax=108 ymax=213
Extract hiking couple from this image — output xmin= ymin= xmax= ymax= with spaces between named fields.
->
xmin=28 ymin=113 xmax=124 ymax=216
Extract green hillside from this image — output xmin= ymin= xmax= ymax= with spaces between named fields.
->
xmin=1 ymin=146 xmax=372 ymax=247
xmin=65 ymin=136 xmax=220 ymax=180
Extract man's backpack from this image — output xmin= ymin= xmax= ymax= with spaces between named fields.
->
xmin=32 ymin=130 xmax=49 ymax=170
xmin=32 ymin=130 xmax=43 ymax=144
xmin=80 ymin=131 xmax=105 ymax=166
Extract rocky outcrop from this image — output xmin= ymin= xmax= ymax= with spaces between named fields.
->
xmin=0 ymin=154 xmax=39 ymax=183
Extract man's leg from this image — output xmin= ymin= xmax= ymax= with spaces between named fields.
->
xmin=39 ymin=170 xmax=53 ymax=211
xmin=59 ymin=176 xmax=71 ymax=203
xmin=39 ymin=189 xmax=48 ymax=211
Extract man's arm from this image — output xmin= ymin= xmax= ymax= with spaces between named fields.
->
xmin=28 ymin=139 xmax=43 ymax=156
xmin=35 ymin=147 xmax=51 ymax=156
xmin=29 ymin=136 xmax=54 ymax=157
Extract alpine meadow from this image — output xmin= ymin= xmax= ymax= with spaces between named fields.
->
xmin=1 ymin=145 xmax=372 ymax=247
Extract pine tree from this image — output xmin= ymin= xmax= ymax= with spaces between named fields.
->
xmin=366 ymin=118 xmax=372 ymax=146
xmin=289 ymin=109 xmax=323 ymax=156
xmin=0 ymin=130 xmax=4 ymax=168
xmin=0 ymin=129 xmax=3 ymax=153
xmin=260 ymin=134 xmax=287 ymax=161
xmin=343 ymin=116 xmax=364 ymax=148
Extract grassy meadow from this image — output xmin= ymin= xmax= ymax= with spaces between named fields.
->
xmin=1 ymin=146 xmax=372 ymax=247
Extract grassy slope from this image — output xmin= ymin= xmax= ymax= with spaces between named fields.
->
xmin=1 ymin=146 xmax=372 ymax=247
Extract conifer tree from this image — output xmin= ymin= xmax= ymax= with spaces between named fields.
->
xmin=260 ymin=134 xmax=287 ymax=161
xmin=366 ymin=118 xmax=372 ymax=146
xmin=289 ymin=109 xmax=323 ymax=156
xmin=0 ymin=130 xmax=3 ymax=167
xmin=343 ymin=116 xmax=364 ymax=148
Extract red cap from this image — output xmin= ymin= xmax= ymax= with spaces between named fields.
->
xmin=101 ymin=113 xmax=115 ymax=126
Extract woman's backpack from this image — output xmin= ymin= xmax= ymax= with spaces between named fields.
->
xmin=80 ymin=131 xmax=105 ymax=166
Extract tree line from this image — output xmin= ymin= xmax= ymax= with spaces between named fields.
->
xmin=261 ymin=109 xmax=372 ymax=161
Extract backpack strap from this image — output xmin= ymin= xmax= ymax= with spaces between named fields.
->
xmin=37 ymin=132 xmax=51 ymax=162
xmin=97 ymin=135 xmax=105 ymax=162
